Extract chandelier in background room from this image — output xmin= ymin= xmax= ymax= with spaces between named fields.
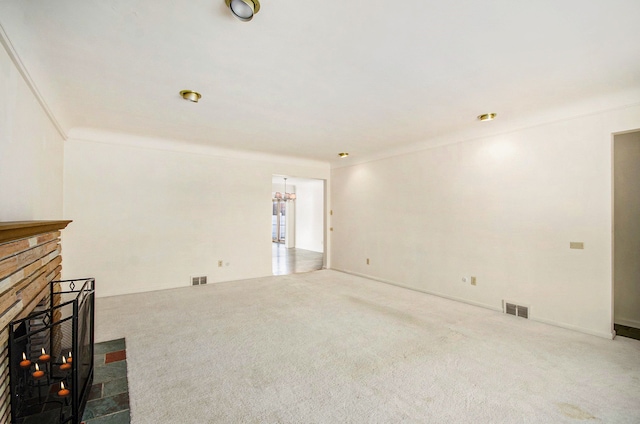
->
xmin=275 ymin=178 xmax=296 ymax=201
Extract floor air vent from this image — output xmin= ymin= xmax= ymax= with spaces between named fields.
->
xmin=504 ymin=301 xmax=529 ymax=319
xmin=192 ymin=276 xmax=207 ymax=286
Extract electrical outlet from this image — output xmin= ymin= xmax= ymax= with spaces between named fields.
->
xmin=462 ymin=276 xmax=476 ymax=285
xmin=218 ymin=260 xmax=223 ymax=267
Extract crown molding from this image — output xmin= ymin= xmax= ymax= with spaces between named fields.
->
xmin=68 ymin=127 xmax=330 ymax=169
xmin=332 ymin=92 xmax=640 ymax=169
xmin=0 ymin=22 xmax=67 ymax=140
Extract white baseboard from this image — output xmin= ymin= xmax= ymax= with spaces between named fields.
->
xmin=334 ymin=268 xmax=501 ymax=312
xmin=532 ymin=316 xmax=615 ymax=340
xmin=332 ymin=268 xmax=615 ymax=340
xmin=615 ymin=317 xmax=640 ymax=329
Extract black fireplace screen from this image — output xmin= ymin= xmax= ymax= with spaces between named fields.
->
xmin=8 ymin=278 xmax=95 ymax=424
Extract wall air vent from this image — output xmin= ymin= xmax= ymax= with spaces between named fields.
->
xmin=517 ymin=305 xmax=528 ymax=319
xmin=191 ymin=276 xmax=207 ymax=286
xmin=504 ymin=301 xmax=529 ymax=319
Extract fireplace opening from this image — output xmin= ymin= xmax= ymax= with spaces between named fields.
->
xmin=8 ymin=278 xmax=95 ymax=424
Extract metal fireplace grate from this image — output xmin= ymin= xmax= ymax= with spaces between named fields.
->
xmin=8 ymin=278 xmax=95 ymax=424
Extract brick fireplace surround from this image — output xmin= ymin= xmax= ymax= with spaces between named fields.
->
xmin=0 ymin=220 xmax=72 ymax=422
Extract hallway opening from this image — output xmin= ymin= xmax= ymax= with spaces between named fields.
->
xmin=272 ymin=175 xmax=326 ymax=276
xmin=613 ymin=129 xmax=640 ymax=341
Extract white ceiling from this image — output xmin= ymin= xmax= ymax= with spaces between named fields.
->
xmin=1 ymin=0 xmax=639 ymax=164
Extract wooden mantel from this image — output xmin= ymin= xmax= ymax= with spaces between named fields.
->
xmin=0 ymin=220 xmax=72 ymax=244
xmin=0 ymin=220 xmax=72 ymax=422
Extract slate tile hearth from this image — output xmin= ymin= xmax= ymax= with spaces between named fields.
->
xmin=82 ymin=338 xmax=131 ymax=424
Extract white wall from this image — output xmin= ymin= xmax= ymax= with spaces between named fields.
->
xmin=294 ymin=179 xmax=324 ymax=253
xmin=331 ymin=104 xmax=640 ymax=338
xmin=0 ymin=44 xmax=63 ymax=220
xmin=614 ymin=130 xmax=640 ymax=328
xmin=63 ymin=130 xmax=329 ymax=297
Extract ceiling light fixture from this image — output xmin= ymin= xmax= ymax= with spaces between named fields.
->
xmin=274 ymin=177 xmax=296 ymax=201
xmin=180 ymin=90 xmax=202 ymax=103
xmin=477 ymin=113 xmax=497 ymax=122
xmin=225 ymin=0 xmax=260 ymax=22
xmin=338 ymin=152 xmax=349 ymax=158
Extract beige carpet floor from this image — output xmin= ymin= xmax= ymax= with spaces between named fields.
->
xmin=95 ymin=270 xmax=640 ymax=423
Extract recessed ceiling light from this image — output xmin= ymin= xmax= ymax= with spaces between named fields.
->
xmin=478 ymin=113 xmax=497 ymax=121
xmin=338 ymin=152 xmax=349 ymax=158
xmin=180 ymin=90 xmax=202 ymax=103
xmin=225 ymin=0 xmax=260 ymax=22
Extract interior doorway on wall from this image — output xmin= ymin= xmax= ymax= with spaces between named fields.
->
xmin=272 ymin=175 xmax=326 ymax=276
xmin=613 ymin=129 xmax=640 ymax=341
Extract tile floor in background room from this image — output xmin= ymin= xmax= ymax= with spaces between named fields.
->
xmin=82 ymin=338 xmax=130 ymax=424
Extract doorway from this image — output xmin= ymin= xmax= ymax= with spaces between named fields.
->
xmin=271 ymin=176 xmax=325 ymax=276
xmin=613 ymin=130 xmax=640 ymax=340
